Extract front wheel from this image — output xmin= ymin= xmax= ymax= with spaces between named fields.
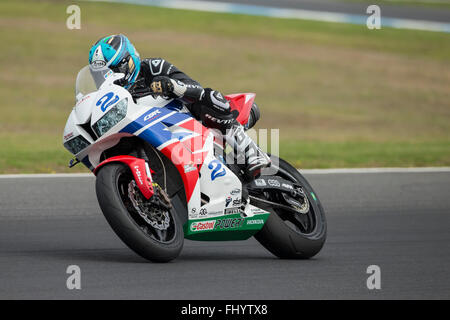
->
xmin=95 ymin=163 xmax=184 ymax=262
xmin=254 ymin=156 xmax=327 ymax=259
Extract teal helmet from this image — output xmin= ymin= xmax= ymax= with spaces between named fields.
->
xmin=88 ymin=34 xmax=140 ymax=88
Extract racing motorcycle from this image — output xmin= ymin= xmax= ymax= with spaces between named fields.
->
xmin=63 ymin=65 xmax=326 ymax=262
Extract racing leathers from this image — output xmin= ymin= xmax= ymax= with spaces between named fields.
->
xmin=130 ymin=58 xmax=271 ymax=177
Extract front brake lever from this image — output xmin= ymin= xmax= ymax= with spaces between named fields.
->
xmin=68 ymin=158 xmax=80 ymax=168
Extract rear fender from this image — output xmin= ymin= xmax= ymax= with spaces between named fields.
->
xmin=94 ymin=155 xmax=154 ymax=199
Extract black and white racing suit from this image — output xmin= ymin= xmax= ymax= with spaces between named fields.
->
xmin=132 ymin=58 xmax=270 ymax=176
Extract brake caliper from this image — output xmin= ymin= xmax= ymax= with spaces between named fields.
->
xmin=128 ymin=181 xmax=172 ymax=230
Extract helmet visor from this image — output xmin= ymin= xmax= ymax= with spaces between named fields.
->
xmin=111 ymin=55 xmax=135 ymax=82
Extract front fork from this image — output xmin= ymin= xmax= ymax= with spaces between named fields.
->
xmin=94 ymin=154 xmax=155 ymax=199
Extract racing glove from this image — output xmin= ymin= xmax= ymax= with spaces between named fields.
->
xmin=150 ymin=76 xmax=187 ymax=97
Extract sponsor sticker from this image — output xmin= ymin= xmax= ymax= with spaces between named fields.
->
xmin=254 ymin=179 xmax=266 ymax=187
xmin=282 ymin=183 xmax=294 ymax=190
xmin=184 ymin=164 xmax=196 ymax=173
xmin=144 ymin=109 xmax=162 ymax=122
xmin=91 ymin=46 xmax=106 ymax=69
xmin=190 ymin=220 xmax=216 ymax=232
xmin=247 ymin=219 xmax=265 ymax=225
xmin=103 ymin=69 xmax=113 ymax=79
xmin=207 ymin=211 xmax=223 ymax=216
xmin=134 ymin=165 xmax=144 ymax=185
xmin=214 ymin=218 xmax=245 ymax=230
xmin=268 ymin=179 xmax=281 ymax=187
xmin=251 ymin=207 xmax=268 ymax=215
xmin=189 ymin=207 xmax=198 ymax=219
xmin=230 ymin=188 xmax=240 ymax=196
xmin=224 ymin=208 xmax=241 ymax=215
xmin=76 ymin=94 xmax=92 ymax=106
xmin=232 ymin=198 xmax=241 ymax=206
xmin=91 ymin=60 xmax=106 ymax=69
xmin=64 ymin=132 xmax=74 ymax=141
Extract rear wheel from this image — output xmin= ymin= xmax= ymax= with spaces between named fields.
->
xmin=96 ymin=163 xmax=184 ymax=262
xmin=254 ymin=156 xmax=327 ymax=259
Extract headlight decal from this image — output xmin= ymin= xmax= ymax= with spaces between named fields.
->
xmin=64 ymin=135 xmax=90 ymax=155
xmin=92 ymin=98 xmax=128 ymax=137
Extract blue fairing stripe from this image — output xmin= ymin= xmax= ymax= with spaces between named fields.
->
xmin=120 ymin=107 xmax=168 ymax=134
xmin=121 ymin=101 xmax=184 ymax=133
xmin=81 ymin=156 xmax=94 ymax=171
xmin=165 ymin=100 xmax=184 ymax=111
xmin=120 ymin=101 xmax=194 ymax=148
xmin=137 ymin=122 xmax=173 ymax=148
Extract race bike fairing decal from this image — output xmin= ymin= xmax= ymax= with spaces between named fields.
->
xmin=120 ymin=101 xmax=209 ymax=152
xmin=96 ymin=92 xmax=120 ymax=112
xmin=120 ymin=101 xmax=210 ymax=202
xmin=208 ymin=159 xmax=226 ymax=181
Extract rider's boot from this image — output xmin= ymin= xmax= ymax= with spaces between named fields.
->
xmin=224 ymin=124 xmax=271 ymax=178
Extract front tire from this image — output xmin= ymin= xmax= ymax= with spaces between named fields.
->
xmin=254 ymin=156 xmax=327 ymax=259
xmin=96 ymin=163 xmax=184 ymax=262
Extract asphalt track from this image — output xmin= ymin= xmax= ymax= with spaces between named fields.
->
xmin=178 ymin=0 xmax=450 ymax=22
xmin=1 ymin=171 xmax=449 ymax=299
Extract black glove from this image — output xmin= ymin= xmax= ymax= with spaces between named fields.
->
xmin=150 ymin=76 xmax=174 ymax=96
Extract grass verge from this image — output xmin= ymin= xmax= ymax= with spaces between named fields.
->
xmin=0 ymin=0 xmax=449 ymax=172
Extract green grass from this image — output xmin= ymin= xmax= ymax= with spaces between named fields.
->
xmin=0 ymin=0 xmax=449 ymax=173
xmin=279 ymin=140 xmax=450 ymax=168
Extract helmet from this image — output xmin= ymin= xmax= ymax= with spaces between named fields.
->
xmin=88 ymin=34 xmax=140 ymax=88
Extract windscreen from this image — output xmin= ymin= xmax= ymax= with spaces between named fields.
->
xmin=75 ymin=65 xmax=114 ymax=100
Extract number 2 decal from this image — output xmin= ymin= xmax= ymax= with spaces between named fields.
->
xmin=96 ymin=92 xmax=119 ymax=112
xmin=208 ymin=160 xmax=226 ymax=181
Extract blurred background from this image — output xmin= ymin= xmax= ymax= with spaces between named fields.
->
xmin=1 ymin=0 xmax=449 ymax=173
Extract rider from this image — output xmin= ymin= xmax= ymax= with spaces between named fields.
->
xmin=88 ymin=34 xmax=270 ymax=177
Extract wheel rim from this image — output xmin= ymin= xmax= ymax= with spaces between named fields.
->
xmin=262 ymin=164 xmax=319 ymax=236
xmin=116 ymin=168 xmax=177 ymax=244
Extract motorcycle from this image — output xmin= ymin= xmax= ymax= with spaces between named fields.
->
xmin=62 ymin=65 xmax=326 ymax=262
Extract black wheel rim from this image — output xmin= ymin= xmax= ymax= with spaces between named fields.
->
xmin=262 ymin=164 xmax=318 ymax=236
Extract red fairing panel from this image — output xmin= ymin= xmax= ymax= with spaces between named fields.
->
xmin=159 ymin=118 xmax=211 ymax=203
xmin=94 ymin=155 xmax=154 ymax=199
xmin=225 ymin=93 xmax=256 ymax=126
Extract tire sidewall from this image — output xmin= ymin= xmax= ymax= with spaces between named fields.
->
xmin=96 ymin=163 xmax=184 ymax=262
xmin=254 ymin=156 xmax=327 ymax=259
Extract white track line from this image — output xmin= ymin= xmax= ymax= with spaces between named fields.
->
xmin=300 ymin=167 xmax=450 ymax=174
xmin=88 ymin=0 xmax=450 ymax=33
xmin=1 ymin=167 xmax=449 ymax=178
xmin=0 ymin=173 xmax=93 ymax=179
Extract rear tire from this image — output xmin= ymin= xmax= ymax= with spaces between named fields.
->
xmin=96 ymin=163 xmax=184 ymax=263
xmin=254 ymin=156 xmax=327 ymax=259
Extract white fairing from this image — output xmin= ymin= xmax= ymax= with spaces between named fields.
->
xmin=198 ymin=152 xmax=243 ymax=218
xmin=63 ymin=66 xmax=269 ymax=220
xmin=63 ymin=71 xmax=137 ymax=169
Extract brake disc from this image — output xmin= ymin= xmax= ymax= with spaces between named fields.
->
xmin=127 ymin=181 xmax=170 ymax=230
xmin=280 ymin=192 xmax=310 ymax=214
